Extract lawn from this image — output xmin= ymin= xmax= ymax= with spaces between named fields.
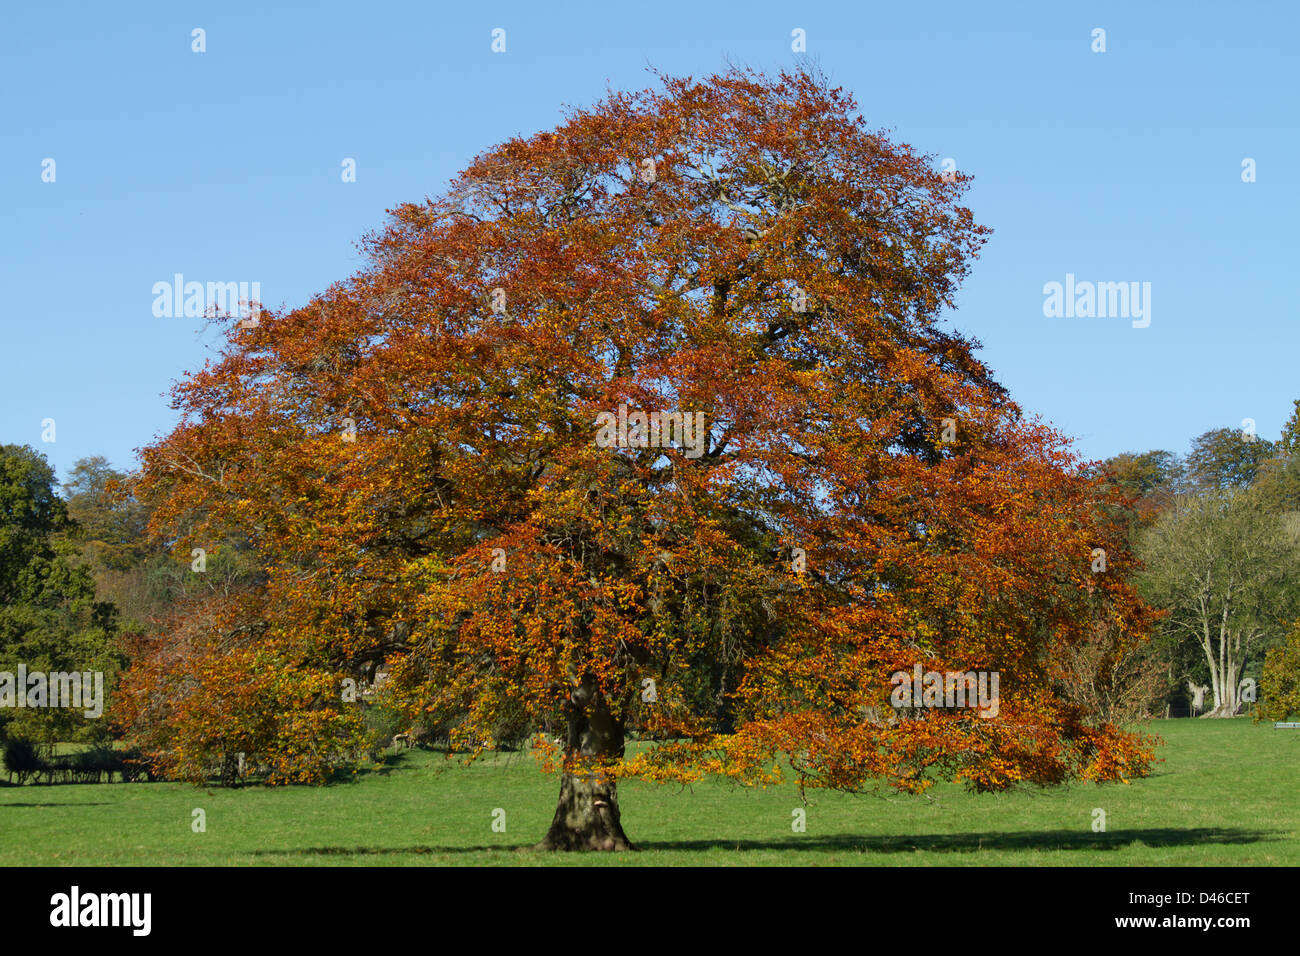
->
xmin=1 ymin=719 xmax=1296 ymax=866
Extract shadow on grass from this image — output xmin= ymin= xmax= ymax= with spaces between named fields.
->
xmin=326 ymin=749 xmax=454 ymax=783
xmin=0 ymin=802 xmax=113 ymax=808
xmin=248 ymin=826 xmax=1278 ymax=858
xmin=251 ymin=844 xmax=534 ymax=856
xmin=637 ymin=827 xmax=1278 ymax=854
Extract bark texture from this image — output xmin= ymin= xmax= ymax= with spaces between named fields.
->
xmin=536 ymin=674 xmax=634 ymax=851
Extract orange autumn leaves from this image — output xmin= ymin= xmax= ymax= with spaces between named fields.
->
xmin=118 ymin=65 xmax=1156 ymax=793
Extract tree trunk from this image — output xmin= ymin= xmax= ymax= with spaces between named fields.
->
xmin=220 ymin=751 xmax=240 ymax=788
xmin=537 ymin=767 xmax=634 ymax=851
xmin=1198 ymin=613 xmax=1243 ymax=718
xmin=536 ymin=674 xmax=635 ymax=852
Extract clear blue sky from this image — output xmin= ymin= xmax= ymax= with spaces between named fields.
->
xmin=3 ymin=1 xmax=1296 ymax=487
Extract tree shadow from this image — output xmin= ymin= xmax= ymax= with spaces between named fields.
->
xmin=320 ymin=749 xmax=459 ymax=785
xmin=249 ymin=844 xmax=533 ymax=857
xmin=247 ymin=826 xmax=1277 ymax=858
xmin=638 ymin=826 xmax=1277 ymax=854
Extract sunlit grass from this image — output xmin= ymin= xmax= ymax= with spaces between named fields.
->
xmin=2 ymin=719 xmax=1296 ymax=866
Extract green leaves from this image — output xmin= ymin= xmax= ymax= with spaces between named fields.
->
xmin=0 ymin=445 xmax=126 ymax=744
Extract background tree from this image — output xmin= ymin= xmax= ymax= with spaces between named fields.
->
xmin=1256 ymin=621 xmax=1300 ymax=723
xmin=61 ymin=456 xmax=150 ymax=573
xmin=1053 ymin=606 xmax=1167 ymax=725
xmin=59 ymin=456 xmax=171 ymax=639
xmin=1096 ymin=449 xmax=1183 ymax=533
xmin=1138 ymin=489 xmax=1300 ymax=716
xmin=1248 ymin=435 xmax=1300 ymax=516
xmin=110 ymin=514 xmax=327 ymax=784
xmin=1277 ymin=400 xmax=1300 ymax=458
xmin=1185 ymin=427 xmax=1275 ymax=491
xmin=0 ymin=445 xmax=124 ymax=745
xmin=126 ymin=66 xmax=1158 ymax=848
xmin=114 ymin=590 xmax=365 ymax=785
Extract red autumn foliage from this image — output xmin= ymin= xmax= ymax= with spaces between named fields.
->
xmin=117 ymin=66 xmax=1157 ymax=845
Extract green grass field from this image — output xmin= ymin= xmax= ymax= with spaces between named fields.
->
xmin=2 ymin=719 xmax=1296 ymax=866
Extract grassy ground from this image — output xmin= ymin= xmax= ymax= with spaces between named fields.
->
xmin=1 ymin=718 xmax=1296 ymax=866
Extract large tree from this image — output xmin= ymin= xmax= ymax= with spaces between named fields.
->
xmin=124 ymin=67 xmax=1157 ymax=848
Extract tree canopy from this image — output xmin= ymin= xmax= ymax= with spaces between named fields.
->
xmin=120 ymin=67 xmax=1158 ymax=848
xmin=1185 ymin=427 xmax=1276 ymax=491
